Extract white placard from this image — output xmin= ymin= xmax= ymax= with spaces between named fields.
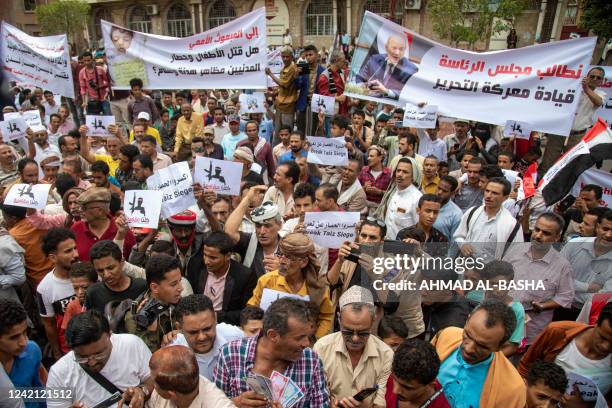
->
xmin=504 ymin=120 xmax=533 ymax=140
xmin=239 ymin=92 xmax=266 ymax=114
xmin=566 ymin=373 xmax=607 ymax=407
xmin=310 ymin=93 xmax=336 ymax=116
xmin=85 ymin=115 xmax=115 ymax=137
xmin=123 ymin=190 xmax=162 ymax=228
xmin=0 ymin=117 xmax=28 ymax=141
xmin=250 ymin=162 xmax=262 ymax=174
xmin=193 ymin=156 xmax=243 ymax=196
xmin=146 ymin=161 xmax=195 ymax=219
xmin=402 ymin=104 xmax=438 ymax=128
xmin=306 ymin=136 xmax=348 ymax=167
xmin=260 ymin=288 xmax=310 ymax=311
xmin=4 ymin=183 xmax=51 ymax=210
xmin=267 ymin=49 xmax=283 ymax=88
xmin=303 ymin=211 xmax=360 ymax=249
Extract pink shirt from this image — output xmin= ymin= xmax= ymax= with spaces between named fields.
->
xmin=204 ymin=266 xmax=230 ymax=312
xmin=79 ymin=66 xmax=110 ymax=100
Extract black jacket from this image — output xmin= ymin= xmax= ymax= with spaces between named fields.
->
xmin=186 ymin=258 xmax=257 ymax=326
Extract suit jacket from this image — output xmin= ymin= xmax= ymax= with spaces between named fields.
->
xmin=356 ymin=54 xmax=418 ymax=99
xmin=187 ymin=258 xmax=257 ymax=326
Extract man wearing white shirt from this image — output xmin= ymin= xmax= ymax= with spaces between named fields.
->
xmin=417 ymin=125 xmax=447 ymax=162
xmin=171 ymin=294 xmax=243 ymax=381
xmin=210 ymin=106 xmax=230 ymax=144
xmin=47 ymin=114 xmax=63 ymax=148
xmin=42 ymin=91 xmax=60 ymax=124
xmin=47 ymin=310 xmax=153 ymax=408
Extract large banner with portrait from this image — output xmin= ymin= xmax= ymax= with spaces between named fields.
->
xmin=101 ymin=8 xmax=267 ymax=90
xmin=345 ymin=12 xmax=596 ymax=136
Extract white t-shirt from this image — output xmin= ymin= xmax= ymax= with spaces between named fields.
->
xmin=572 ymin=90 xmax=606 ymax=131
xmin=555 ymin=338 xmax=612 ymax=395
xmin=47 ymin=334 xmax=151 ymax=408
xmin=36 ymin=270 xmax=74 ymax=318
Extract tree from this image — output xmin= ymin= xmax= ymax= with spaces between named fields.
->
xmin=36 ymin=0 xmax=90 ymax=43
xmin=428 ymin=0 xmax=528 ymax=49
xmin=579 ymin=0 xmax=612 ymax=42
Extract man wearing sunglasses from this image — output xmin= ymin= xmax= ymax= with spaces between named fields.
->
xmin=540 ymin=67 xmax=605 ymax=176
xmin=314 ymin=285 xmax=393 ymax=408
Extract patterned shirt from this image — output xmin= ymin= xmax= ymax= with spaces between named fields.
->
xmin=358 ymin=166 xmax=392 ymax=203
xmin=214 ymin=336 xmax=330 ymax=408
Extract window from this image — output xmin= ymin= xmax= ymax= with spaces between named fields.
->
xmin=304 ymin=0 xmax=333 ymax=36
xmin=364 ymin=0 xmax=403 ymax=24
xmin=92 ymin=8 xmax=111 ymax=45
xmin=167 ymin=3 xmax=193 ymax=37
xmin=24 ymin=0 xmax=36 ymax=12
xmin=128 ymin=6 xmax=152 ymax=33
xmin=208 ymin=0 xmax=236 ymax=29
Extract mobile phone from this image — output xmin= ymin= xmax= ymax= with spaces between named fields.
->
xmin=91 ymin=391 xmax=122 ymax=408
xmin=345 ymin=246 xmax=361 ymax=263
xmin=353 ymin=385 xmax=379 ymax=401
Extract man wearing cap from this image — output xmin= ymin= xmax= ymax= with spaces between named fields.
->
xmin=175 ymin=103 xmax=204 ymax=162
xmin=225 ymin=186 xmax=282 ymax=279
xmin=127 ymin=77 xmax=159 ymax=125
xmin=167 ymin=210 xmax=205 ymax=272
xmin=71 ymin=187 xmax=136 ymax=262
xmin=221 ymin=114 xmax=246 ymax=160
xmin=39 ymin=153 xmax=61 ymax=185
xmin=314 ymin=286 xmax=393 ymax=408
xmin=233 ymin=147 xmax=264 ymax=185
xmin=201 ymin=129 xmax=224 ymax=160
xmin=130 ymin=114 xmax=162 ymax=147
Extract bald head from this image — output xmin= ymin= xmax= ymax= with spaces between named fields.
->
xmin=180 ymin=103 xmax=192 ymax=119
xmin=385 ymin=34 xmax=406 ymax=65
xmin=150 ymin=346 xmax=199 ymax=394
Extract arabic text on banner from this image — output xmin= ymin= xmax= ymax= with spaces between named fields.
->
xmin=101 ymin=8 xmax=267 ymax=90
xmin=267 ymin=49 xmax=283 ymax=88
xmin=1 ymin=22 xmax=74 ymax=98
xmin=402 ymin=104 xmax=438 ymax=128
xmin=4 ymin=184 xmax=51 ymax=210
xmin=306 ymin=136 xmax=349 ymax=167
xmin=304 ymin=211 xmax=360 ymax=248
xmin=146 ymin=161 xmax=195 ymax=219
xmin=124 ymin=190 xmax=163 ymax=229
xmin=344 ymin=11 xmax=595 ymax=136
xmin=193 ymin=157 xmax=243 ymax=196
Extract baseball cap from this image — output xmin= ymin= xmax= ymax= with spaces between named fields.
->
xmin=228 ymin=114 xmax=240 ymax=124
xmin=137 ymin=112 xmax=151 ymax=121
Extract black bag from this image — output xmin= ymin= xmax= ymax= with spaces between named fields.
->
xmin=86 ymin=65 xmax=104 ymax=114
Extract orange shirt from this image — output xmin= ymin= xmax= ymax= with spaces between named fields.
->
xmin=9 ymin=218 xmax=54 ymax=288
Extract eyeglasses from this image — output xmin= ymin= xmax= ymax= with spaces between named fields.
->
xmin=74 ymin=349 xmax=109 ymax=364
xmin=274 ymin=250 xmax=301 ymax=261
xmin=341 ymin=329 xmax=371 ymax=338
xmin=364 ymin=216 xmax=386 ymax=229
xmin=589 ymin=75 xmax=603 ymax=80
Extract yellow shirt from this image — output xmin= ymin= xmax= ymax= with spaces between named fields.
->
xmin=174 ymin=114 xmax=204 ymax=153
xmin=247 ymin=270 xmax=333 ymax=339
xmin=421 ymin=175 xmax=440 ymax=194
xmin=94 ymin=154 xmax=119 ymax=177
xmin=313 ymin=331 xmax=393 ymax=406
xmin=129 ymin=126 xmax=161 ymax=145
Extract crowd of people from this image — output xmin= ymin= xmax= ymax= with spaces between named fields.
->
xmin=0 ymin=39 xmax=610 ymax=408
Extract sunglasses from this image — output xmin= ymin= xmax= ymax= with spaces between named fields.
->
xmin=589 ymin=75 xmax=603 ymax=80
xmin=365 ymin=216 xmax=386 ymax=229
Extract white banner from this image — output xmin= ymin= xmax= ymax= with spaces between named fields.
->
xmin=310 ymin=94 xmax=336 ymax=116
xmin=304 ymin=211 xmax=360 ymax=248
xmin=402 ymin=104 xmax=438 ymax=128
xmin=504 ymin=120 xmax=533 ymax=140
xmin=0 ymin=117 xmax=28 ymax=141
xmin=146 ymin=162 xmax=195 ymax=219
xmin=239 ymin=92 xmax=266 ymax=114
xmin=593 ymin=65 xmax=611 ymax=126
xmin=193 ymin=157 xmax=243 ymax=196
xmin=570 ymin=168 xmax=611 ymax=207
xmin=306 ymin=136 xmax=348 ymax=166
xmin=345 ymin=12 xmax=596 ymax=135
xmin=267 ymin=49 xmax=283 ymax=88
xmin=101 ymin=9 xmax=267 ymax=90
xmin=0 ymin=22 xmax=74 ymax=98
xmin=124 ymin=190 xmax=162 ymax=228
xmin=85 ymin=115 xmax=115 ymax=137
xmin=4 ymin=183 xmax=51 ymax=210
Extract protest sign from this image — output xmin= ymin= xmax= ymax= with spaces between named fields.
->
xmin=239 ymin=92 xmax=266 ymax=113
xmin=260 ymin=288 xmax=310 ymax=311
xmin=4 ymin=184 xmax=51 ymax=210
xmin=0 ymin=117 xmax=28 ymax=141
xmin=566 ymin=373 xmax=607 ymax=408
xmin=570 ymin=168 xmax=611 ymax=207
xmin=306 ymin=136 xmax=348 ymax=166
xmin=592 ymin=65 xmax=611 ymax=126
xmin=193 ymin=157 xmax=242 ymax=196
xmin=22 ymin=110 xmax=44 ymax=130
xmin=345 ymin=11 xmax=595 ymax=136
xmin=267 ymin=48 xmax=283 ymax=88
xmin=304 ymin=211 xmax=360 ymax=248
xmin=101 ymin=8 xmax=266 ymax=90
xmin=402 ymin=104 xmax=438 ymax=128
xmin=124 ymin=190 xmax=162 ymax=229
xmin=146 ymin=162 xmax=195 ymax=219
xmin=310 ymin=94 xmax=336 ymax=116
xmin=504 ymin=120 xmax=533 ymax=140
xmin=0 ymin=22 xmax=74 ymax=98
xmin=85 ymin=115 xmax=115 ymax=137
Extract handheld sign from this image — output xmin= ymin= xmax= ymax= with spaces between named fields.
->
xmin=0 ymin=117 xmax=28 ymax=141
xmin=310 ymin=94 xmax=336 ymax=116
xmin=260 ymin=288 xmax=310 ymax=311
xmin=239 ymin=92 xmax=266 ymax=114
xmin=85 ymin=115 xmax=115 ymax=137
xmin=4 ymin=183 xmax=51 ymax=210
xmin=306 ymin=136 xmax=348 ymax=167
xmin=123 ymin=190 xmax=162 ymax=229
xmin=504 ymin=120 xmax=533 ymax=140
xmin=267 ymin=49 xmax=283 ymax=88
xmin=304 ymin=211 xmax=360 ymax=248
xmin=194 ymin=157 xmax=242 ymax=196
xmin=22 ymin=110 xmax=43 ymax=130
xmin=146 ymin=162 xmax=195 ymax=219
xmin=402 ymin=104 xmax=438 ymax=128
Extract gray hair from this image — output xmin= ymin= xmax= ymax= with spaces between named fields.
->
xmin=280 ymin=46 xmax=294 ymax=56
xmin=329 ymin=50 xmax=344 ymax=64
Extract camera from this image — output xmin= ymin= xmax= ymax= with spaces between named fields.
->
xmin=297 ymin=61 xmax=310 ymax=75
xmin=345 ymin=246 xmax=361 ymax=263
xmin=88 ymin=79 xmax=98 ymax=90
xmin=135 ymin=298 xmax=169 ymax=329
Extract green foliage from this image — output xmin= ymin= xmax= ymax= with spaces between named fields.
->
xmin=36 ymin=0 xmax=90 ymax=41
xmin=579 ymin=0 xmax=612 ymax=40
xmin=428 ymin=0 xmax=528 ymax=48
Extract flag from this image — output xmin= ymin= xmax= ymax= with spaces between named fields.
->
xmin=522 ymin=162 xmax=538 ymax=200
xmin=539 ymin=118 xmax=612 ymax=206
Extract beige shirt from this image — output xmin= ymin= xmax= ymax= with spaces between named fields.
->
xmin=262 ymin=186 xmax=294 ymax=217
xmin=572 ymin=89 xmax=605 ymax=131
xmin=153 ymin=153 xmax=173 ymax=171
xmin=146 ymin=376 xmax=236 ymax=408
xmin=313 ymin=331 xmax=393 ymax=406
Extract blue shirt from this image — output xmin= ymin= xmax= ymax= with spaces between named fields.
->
xmin=434 ymin=200 xmax=463 ymax=241
xmin=221 ymin=132 xmax=247 ymax=160
xmin=438 ymin=347 xmax=493 ymax=408
xmin=279 ymin=150 xmax=307 ymax=163
xmin=9 ymin=341 xmax=43 ymax=408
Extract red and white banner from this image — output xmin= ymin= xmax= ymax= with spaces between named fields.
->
xmin=570 ymin=168 xmax=612 ymax=207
